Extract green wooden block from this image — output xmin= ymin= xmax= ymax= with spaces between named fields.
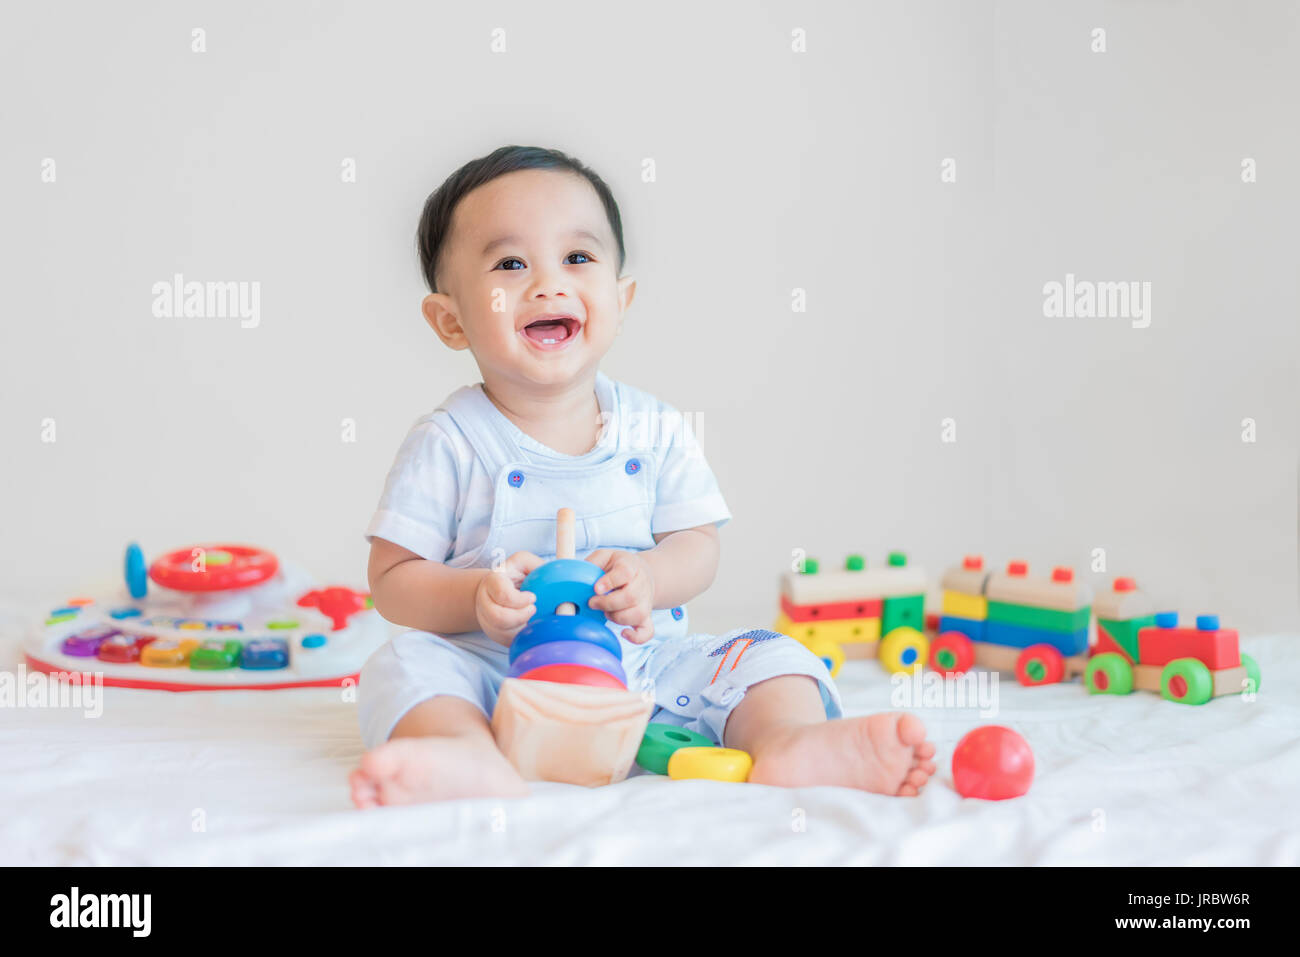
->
xmin=882 ymin=594 xmax=924 ymax=634
xmin=986 ymin=600 xmax=1090 ymax=634
xmin=1097 ymin=614 xmax=1156 ymax=661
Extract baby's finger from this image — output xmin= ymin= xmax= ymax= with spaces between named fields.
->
xmin=506 ymin=551 xmax=545 ymax=578
xmin=606 ymin=606 xmax=649 ymax=627
xmin=583 ymin=549 xmax=614 ymax=571
xmin=622 ymin=620 xmax=655 ymax=644
xmin=594 ymin=564 xmax=632 ymax=596
xmin=591 ymin=588 xmax=640 ymax=614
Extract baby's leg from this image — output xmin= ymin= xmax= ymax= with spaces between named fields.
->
xmin=350 ymin=695 xmax=528 ymax=807
xmin=351 ymin=632 xmax=527 ymax=808
xmin=726 ymin=675 xmax=936 ymax=796
xmin=645 ymin=629 xmax=935 ymax=796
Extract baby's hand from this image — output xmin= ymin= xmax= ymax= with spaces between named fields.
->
xmin=586 ymin=549 xmax=655 ymax=644
xmin=476 ymin=551 xmax=543 ymax=646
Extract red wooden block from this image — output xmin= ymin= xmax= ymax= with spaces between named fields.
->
xmin=1137 ymin=625 xmax=1239 ymax=670
xmin=780 ymin=594 xmax=883 ymax=623
xmin=1093 ymin=625 xmax=1132 ymax=663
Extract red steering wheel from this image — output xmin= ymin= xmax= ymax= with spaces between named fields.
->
xmin=148 ymin=544 xmax=280 ymax=593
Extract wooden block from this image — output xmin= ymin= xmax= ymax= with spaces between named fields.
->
xmin=984 ymin=620 xmax=1089 ymax=657
xmin=882 ymin=595 xmax=925 ymax=634
xmin=775 ymin=613 xmax=880 ymax=645
xmin=783 ymin=565 xmax=927 ymax=606
xmin=939 ymin=566 xmax=990 ymax=596
xmin=779 ymin=593 xmax=882 ymax=623
xmin=941 ymin=590 xmax=987 ymax=620
xmin=938 ymin=614 xmax=986 ymax=644
xmin=1092 ymin=578 xmax=1156 ymax=621
xmin=842 ymin=642 xmax=879 ymax=660
xmin=1212 ymin=666 xmax=1250 ymax=697
xmin=1137 ymin=625 xmax=1240 ymax=671
xmin=491 ymin=678 xmax=652 ymax=787
xmin=985 ymin=569 xmax=1093 ymax=612
xmin=973 ymin=642 xmax=1087 ymax=678
xmin=1096 ymin=616 xmax=1156 ymax=662
xmin=986 ymin=600 xmax=1091 ymax=634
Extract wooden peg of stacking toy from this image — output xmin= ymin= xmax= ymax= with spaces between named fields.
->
xmin=490 ymin=508 xmax=653 ymax=787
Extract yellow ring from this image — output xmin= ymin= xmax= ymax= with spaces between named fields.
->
xmin=667 ymin=747 xmax=753 ymax=782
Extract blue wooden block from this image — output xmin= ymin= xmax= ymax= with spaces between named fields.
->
xmin=984 ymin=620 xmax=1088 ymax=656
xmin=938 ymin=615 xmax=986 ymax=644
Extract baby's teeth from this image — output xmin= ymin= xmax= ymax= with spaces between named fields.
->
xmin=542 ymin=338 xmax=557 ymax=344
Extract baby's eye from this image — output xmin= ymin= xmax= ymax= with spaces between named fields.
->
xmin=566 ymin=251 xmax=593 ymax=265
xmin=495 ymin=257 xmax=525 ymax=271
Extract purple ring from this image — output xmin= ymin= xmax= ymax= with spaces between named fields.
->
xmin=508 ymin=639 xmax=627 ymax=685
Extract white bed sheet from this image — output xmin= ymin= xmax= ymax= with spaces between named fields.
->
xmin=2 ymin=615 xmax=1296 ymax=866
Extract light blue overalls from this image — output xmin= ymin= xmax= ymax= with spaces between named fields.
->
xmin=357 ymin=380 xmax=842 ymax=753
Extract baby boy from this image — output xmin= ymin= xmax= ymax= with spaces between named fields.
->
xmin=350 ymin=146 xmax=936 ymax=805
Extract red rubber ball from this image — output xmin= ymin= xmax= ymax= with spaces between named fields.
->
xmin=951 ymin=725 xmax=1034 ymax=800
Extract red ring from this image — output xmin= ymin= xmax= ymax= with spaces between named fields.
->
xmin=148 ymin=545 xmax=279 ymax=592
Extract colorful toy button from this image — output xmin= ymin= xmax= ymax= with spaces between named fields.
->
xmin=963 ymin=555 xmax=984 ymax=571
xmin=1112 ymin=577 xmax=1137 ymax=592
xmin=800 ymin=558 xmax=819 ymax=574
xmin=125 ymin=542 xmax=149 ymax=599
xmin=888 ymin=551 xmax=907 ymax=567
xmin=46 ymin=610 xmax=79 ymax=625
xmin=845 ymin=554 xmax=865 ymax=571
xmin=240 ymin=638 xmax=289 ymax=670
xmin=109 ymin=607 xmax=143 ymax=620
xmin=141 ymin=638 xmax=199 ymax=668
xmin=1155 ymin=611 xmax=1179 ymax=628
xmin=98 ymin=633 xmax=155 ymax=664
xmin=189 ymin=639 xmax=243 ymax=670
xmin=1051 ymin=567 xmax=1074 ymax=583
xmin=66 ymin=597 xmax=95 ymax=607
xmin=61 ymin=625 xmax=120 ymax=657
xmin=1006 ymin=561 xmax=1028 ymax=576
xmin=266 ymin=620 xmax=298 ymax=630
xmin=636 ymin=723 xmax=714 ymax=775
xmin=667 ymin=747 xmax=753 ymax=783
xmin=301 ymin=633 xmax=327 ymax=649
xmin=1196 ymin=614 xmax=1220 ymax=631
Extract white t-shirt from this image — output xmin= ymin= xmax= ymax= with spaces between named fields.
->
xmin=366 ymin=372 xmax=731 ymax=564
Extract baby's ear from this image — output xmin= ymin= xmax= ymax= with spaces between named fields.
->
xmin=618 ymin=276 xmax=637 ymax=313
xmin=422 ymin=294 xmax=470 ymax=350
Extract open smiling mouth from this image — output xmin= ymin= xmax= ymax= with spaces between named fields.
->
xmin=520 ymin=315 xmax=581 ymax=349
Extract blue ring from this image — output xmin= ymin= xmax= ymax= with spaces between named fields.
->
xmin=508 ymin=614 xmax=623 ymax=665
xmin=520 ymin=559 xmax=605 ymax=625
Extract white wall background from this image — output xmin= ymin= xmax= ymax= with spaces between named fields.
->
xmin=2 ymin=1 xmax=1297 ymax=635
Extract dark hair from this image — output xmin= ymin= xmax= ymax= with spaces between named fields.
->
xmin=417 ymin=145 xmax=626 ymax=293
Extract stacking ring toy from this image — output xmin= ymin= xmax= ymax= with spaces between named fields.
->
xmin=636 ymin=723 xmax=714 ymax=775
xmin=667 ymin=747 xmax=754 ymax=783
xmin=519 ymin=559 xmax=605 ymax=625
xmin=508 ymin=614 xmax=621 ymax=665
xmin=149 ymin=545 xmax=279 ymax=593
xmin=517 ymin=663 xmax=627 ymax=689
xmin=508 ymin=639 xmax=627 ymax=685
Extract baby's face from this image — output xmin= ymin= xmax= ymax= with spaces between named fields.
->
xmin=424 ymin=169 xmax=634 ymax=394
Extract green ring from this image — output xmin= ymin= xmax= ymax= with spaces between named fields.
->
xmin=636 ymin=723 xmax=714 ymax=775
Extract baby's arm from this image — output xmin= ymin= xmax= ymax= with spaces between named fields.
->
xmin=367 ymin=537 xmax=541 ymax=643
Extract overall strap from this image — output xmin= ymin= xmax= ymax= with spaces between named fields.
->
xmin=437 ymin=383 xmax=524 ymax=476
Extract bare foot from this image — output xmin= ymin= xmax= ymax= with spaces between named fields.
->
xmin=747 ymin=712 xmax=937 ymax=796
xmin=350 ymin=735 xmax=530 ymax=808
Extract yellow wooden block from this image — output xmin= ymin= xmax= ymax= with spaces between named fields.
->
xmin=774 ymin=613 xmax=880 ymax=645
xmin=941 ymin=590 xmax=987 ymax=621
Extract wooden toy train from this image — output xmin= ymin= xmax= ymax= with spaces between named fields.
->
xmin=776 ymin=554 xmax=1261 ymax=704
